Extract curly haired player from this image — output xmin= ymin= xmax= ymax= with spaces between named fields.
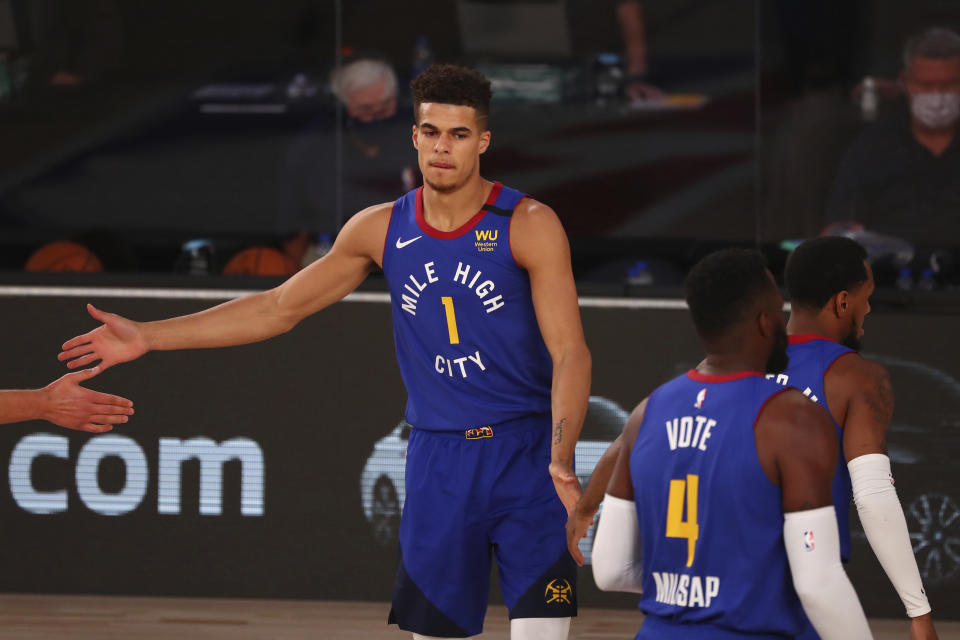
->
xmin=59 ymin=64 xmax=590 ymax=640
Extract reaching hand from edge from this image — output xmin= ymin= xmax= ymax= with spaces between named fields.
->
xmin=59 ymin=304 xmax=149 ymax=373
xmin=549 ymin=461 xmax=583 ymax=521
xmin=566 ymin=499 xmax=599 ymax=567
xmin=42 ymin=367 xmax=134 ymax=433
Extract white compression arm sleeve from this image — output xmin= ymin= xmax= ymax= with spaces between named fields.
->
xmin=784 ymin=506 xmax=872 ymax=640
xmin=849 ymin=453 xmax=931 ymax=617
xmin=591 ymin=494 xmax=643 ymax=593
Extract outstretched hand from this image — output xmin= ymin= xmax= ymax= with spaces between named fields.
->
xmin=549 ymin=461 xmax=583 ymax=520
xmin=59 ymin=304 xmax=148 ymax=372
xmin=566 ymin=500 xmax=598 ymax=567
xmin=42 ymin=367 xmax=134 ymax=433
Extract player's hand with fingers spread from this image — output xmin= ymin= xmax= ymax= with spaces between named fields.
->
xmin=59 ymin=304 xmax=149 ymax=372
xmin=909 ymin=613 xmax=938 ymax=640
xmin=42 ymin=367 xmax=134 ymax=433
xmin=566 ymin=499 xmax=598 ymax=567
xmin=548 ymin=461 xmax=583 ymax=520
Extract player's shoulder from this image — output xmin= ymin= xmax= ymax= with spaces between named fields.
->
xmin=352 ymin=201 xmax=395 ymax=223
xmin=512 ymin=196 xmax=559 ymax=223
xmin=343 ymin=201 xmax=394 ymax=234
xmin=510 ymin=197 xmax=568 ymax=260
xmin=760 ymin=387 xmax=831 ymax=434
xmin=759 ymin=388 xmax=836 ymax=453
xmin=336 ymin=201 xmax=395 ymax=260
xmin=765 ymin=386 xmax=822 ymax=416
xmin=826 ymin=350 xmax=890 ymax=391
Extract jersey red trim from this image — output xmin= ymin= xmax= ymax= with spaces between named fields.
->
xmin=686 ymin=369 xmax=764 ymax=383
xmin=415 ymin=182 xmax=503 ymax=240
xmin=788 ymin=334 xmax=836 ymax=345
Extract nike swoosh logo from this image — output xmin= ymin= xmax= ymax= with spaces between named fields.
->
xmin=395 ymin=235 xmax=422 ymax=249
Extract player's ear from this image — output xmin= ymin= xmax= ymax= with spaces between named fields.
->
xmin=757 ymin=309 xmax=774 ymax=339
xmin=412 ymin=124 xmax=419 ymax=150
xmin=834 ymin=291 xmax=850 ymax=317
xmin=478 ymin=129 xmax=491 ymax=155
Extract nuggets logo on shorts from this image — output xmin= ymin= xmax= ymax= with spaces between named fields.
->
xmin=544 ymin=579 xmax=573 ymax=604
xmin=465 ymin=426 xmax=494 ymax=440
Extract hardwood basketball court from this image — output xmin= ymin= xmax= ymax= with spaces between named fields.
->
xmin=0 ymin=595 xmax=954 ymax=638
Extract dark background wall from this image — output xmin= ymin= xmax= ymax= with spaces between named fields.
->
xmin=0 ymin=288 xmax=958 ymax=618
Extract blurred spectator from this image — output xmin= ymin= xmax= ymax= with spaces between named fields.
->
xmin=613 ymin=1 xmax=662 ymax=101
xmin=826 ymin=27 xmax=960 ymax=246
xmin=347 ymin=0 xmax=665 ymax=103
xmin=329 ymin=58 xmax=398 ymax=124
xmin=758 ymin=0 xmax=867 ymax=242
xmin=279 ymin=57 xmax=415 ymax=266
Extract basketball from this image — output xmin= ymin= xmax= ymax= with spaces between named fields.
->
xmin=222 ymin=247 xmax=299 ymax=276
xmin=24 ymin=241 xmax=104 ymax=273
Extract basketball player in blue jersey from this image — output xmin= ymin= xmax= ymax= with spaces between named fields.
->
xmin=783 ymin=237 xmax=937 ymax=640
xmin=590 ymin=249 xmax=871 ymax=639
xmin=57 ymin=64 xmax=591 ymax=639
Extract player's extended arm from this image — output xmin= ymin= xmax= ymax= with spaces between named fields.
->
xmin=567 ymin=434 xmax=622 ymax=566
xmin=59 ymin=205 xmax=390 ymax=371
xmin=832 ymin=358 xmax=934 ymax=631
xmin=511 ymin=199 xmax=592 ymax=516
xmin=0 ymin=368 xmax=133 ymax=432
xmin=568 ymin=401 xmax=646 ymax=565
xmin=760 ymin=391 xmax=871 ymax=640
xmin=591 ymin=400 xmax=644 ymax=592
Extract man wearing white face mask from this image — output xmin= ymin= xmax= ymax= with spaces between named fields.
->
xmin=826 ymin=27 xmax=960 ymax=245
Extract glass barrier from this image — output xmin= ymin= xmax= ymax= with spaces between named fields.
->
xmin=0 ymin=0 xmax=958 ymax=292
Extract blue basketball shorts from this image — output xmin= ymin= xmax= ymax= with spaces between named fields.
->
xmin=388 ymin=413 xmax=577 ymax=637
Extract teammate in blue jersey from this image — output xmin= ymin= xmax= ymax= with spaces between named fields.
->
xmin=590 ymin=249 xmax=871 ymax=639
xmin=57 ymin=64 xmax=591 ymax=640
xmin=784 ymin=237 xmax=936 ymax=640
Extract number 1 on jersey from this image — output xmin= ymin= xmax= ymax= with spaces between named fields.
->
xmin=666 ymin=474 xmax=699 ymax=567
xmin=441 ymin=297 xmax=460 ymax=344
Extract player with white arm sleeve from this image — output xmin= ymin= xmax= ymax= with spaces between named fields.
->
xmin=783 ymin=236 xmax=936 ymax=640
xmin=571 ymin=237 xmax=936 ymax=639
xmin=591 ymin=248 xmax=871 ymax=639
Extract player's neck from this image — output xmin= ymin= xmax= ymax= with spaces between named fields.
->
xmin=696 ymin=352 xmax=766 ymax=377
xmin=787 ymin=313 xmax=839 ymax=342
xmin=421 ymin=176 xmax=493 ymax=232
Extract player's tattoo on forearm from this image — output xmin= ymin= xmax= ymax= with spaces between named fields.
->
xmin=553 ymin=418 xmax=566 ymax=445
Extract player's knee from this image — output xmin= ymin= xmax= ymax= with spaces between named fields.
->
xmin=510 ymin=617 xmax=571 ymax=640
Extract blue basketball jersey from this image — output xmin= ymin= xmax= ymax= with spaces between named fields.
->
xmin=630 ymin=370 xmax=807 ymax=638
xmin=381 ymin=183 xmax=552 ymax=431
xmin=781 ymin=334 xmax=856 ymax=562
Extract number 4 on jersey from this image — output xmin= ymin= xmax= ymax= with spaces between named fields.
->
xmin=666 ymin=474 xmax=700 ymax=567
